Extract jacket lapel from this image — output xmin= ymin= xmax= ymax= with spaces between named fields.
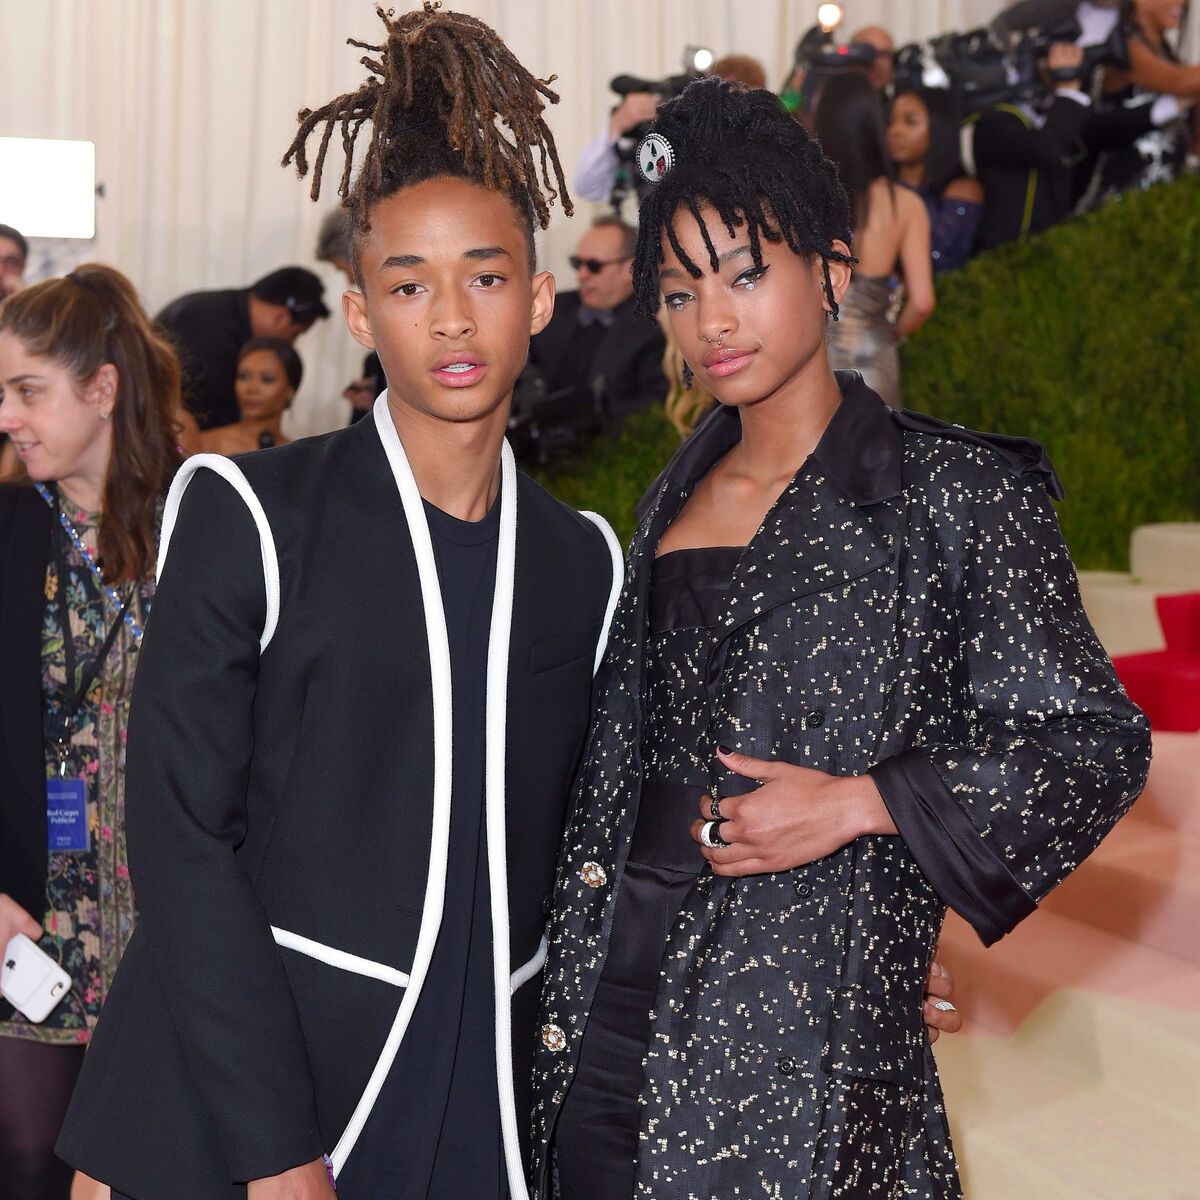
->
xmin=712 ymin=461 xmax=896 ymax=653
xmin=1 ymin=488 xmax=51 ymax=806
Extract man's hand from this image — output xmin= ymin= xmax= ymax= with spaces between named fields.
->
xmin=609 ymin=92 xmax=659 ymax=139
xmin=690 ymin=749 xmax=897 ymax=876
xmin=923 ymin=953 xmax=962 ymax=1043
xmin=247 ymin=1157 xmax=337 ymax=1200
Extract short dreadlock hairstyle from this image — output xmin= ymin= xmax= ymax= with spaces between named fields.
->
xmin=633 ymin=78 xmax=855 ymax=320
xmin=282 ymin=3 xmax=571 ymax=283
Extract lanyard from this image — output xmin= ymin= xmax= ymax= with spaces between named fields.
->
xmin=34 ymin=481 xmax=146 ymax=640
xmin=50 ymin=513 xmax=132 ymax=776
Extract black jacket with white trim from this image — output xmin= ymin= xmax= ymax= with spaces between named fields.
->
xmin=58 ymin=397 xmax=620 ymax=1199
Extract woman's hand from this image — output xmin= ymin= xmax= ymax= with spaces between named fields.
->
xmin=0 ymin=893 xmax=42 ymax=956
xmin=923 ymin=954 xmax=962 ymax=1042
xmin=247 ymin=1157 xmax=336 ymax=1200
xmin=690 ymin=748 xmax=897 ymax=876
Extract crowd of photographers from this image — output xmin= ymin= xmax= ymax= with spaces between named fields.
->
xmin=509 ymin=0 xmax=1197 ymax=452
xmin=3 ymin=1 xmax=1196 ymax=472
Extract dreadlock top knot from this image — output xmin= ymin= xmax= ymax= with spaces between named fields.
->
xmin=632 ymin=77 xmax=856 ymax=320
xmin=282 ymin=3 xmax=571 ymax=276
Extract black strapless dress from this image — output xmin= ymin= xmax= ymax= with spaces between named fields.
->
xmin=555 ymin=547 xmax=740 ymax=1200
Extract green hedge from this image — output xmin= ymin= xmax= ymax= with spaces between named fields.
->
xmin=901 ymin=174 xmax=1200 ymax=570
xmin=531 ymin=406 xmax=680 ymax=547
xmin=536 ymin=177 xmax=1200 ymax=566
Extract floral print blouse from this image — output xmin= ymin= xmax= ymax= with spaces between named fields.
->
xmin=0 ymin=495 xmax=154 ymax=1045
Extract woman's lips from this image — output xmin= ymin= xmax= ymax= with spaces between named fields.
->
xmin=703 ymin=347 xmax=756 ymax=378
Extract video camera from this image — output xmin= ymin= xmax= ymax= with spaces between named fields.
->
xmin=606 ymin=46 xmax=714 ymax=209
xmin=892 ymin=3 xmax=1129 ymax=112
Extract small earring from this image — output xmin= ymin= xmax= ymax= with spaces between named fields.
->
xmin=681 ymin=363 xmax=694 ymax=389
xmin=100 ymin=412 xmax=111 ymax=421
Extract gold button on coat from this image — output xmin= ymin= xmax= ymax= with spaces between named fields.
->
xmin=542 ymin=1023 xmax=567 ymax=1052
xmin=580 ymin=861 xmax=607 ymax=888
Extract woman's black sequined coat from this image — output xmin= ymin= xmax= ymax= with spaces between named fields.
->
xmin=531 ymin=374 xmax=1150 ymax=1199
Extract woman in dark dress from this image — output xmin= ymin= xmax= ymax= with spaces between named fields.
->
xmin=887 ymin=87 xmax=984 ymax=272
xmin=533 ymin=79 xmax=1149 ymax=1200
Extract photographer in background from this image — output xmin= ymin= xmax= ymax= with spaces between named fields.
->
xmin=524 ymin=215 xmax=667 ymax=430
xmin=575 ymin=55 xmax=767 ymax=204
xmin=851 ymin=25 xmax=898 ymax=92
xmin=972 ymin=42 xmax=1098 ymax=249
xmin=156 ymin=266 xmax=328 ymax=430
xmin=1089 ymin=0 xmax=1198 ymax=198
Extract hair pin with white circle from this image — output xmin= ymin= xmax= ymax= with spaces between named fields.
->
xmin=637 ymin=132 xmax=676 ymax=184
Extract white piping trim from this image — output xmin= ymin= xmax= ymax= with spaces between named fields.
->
xmin=329 ymin=395 xmax=457 ymax=1176
xmin=509 ymin=933 xmax=548 ymax=995
xmin=158 ymin=455 xmax=281 ymax=653
xmin=486 ymin=440 xmax=528 ymax=1200
xmin=581 ymin=511 xmax=623 ymax=676
xmin=270 ymin=927 xmax=410 ymax=989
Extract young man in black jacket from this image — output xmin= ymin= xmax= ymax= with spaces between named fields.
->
xmin=57 ymin=10 xmax=620 ymax=1200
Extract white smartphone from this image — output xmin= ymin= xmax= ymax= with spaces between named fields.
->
xmin=2 ymin=933 xmax=72 ymax=1023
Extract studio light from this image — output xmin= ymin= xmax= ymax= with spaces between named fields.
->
xmin=0 ymin=137 xmax=96 ymax=239
xmin=817 ymin=4 xmax=845 ymax=34
xmin=684 ymin=45 xmax=715 ymax=73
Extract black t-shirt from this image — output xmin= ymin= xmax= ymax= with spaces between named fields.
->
xmin=156 ymin=288 xmax=253 ymax=431
xmin=337 ymin=493 xmax=506 ymax=1200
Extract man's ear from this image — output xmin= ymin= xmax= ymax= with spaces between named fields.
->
xmin=343 ymin=289 xmax=376 ymax=351
xmin=529 ymin=270 xmax=556 ymax=337
xmin=821 ymin=240 xmax=854 ymax=312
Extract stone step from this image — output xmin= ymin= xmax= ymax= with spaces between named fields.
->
xmin=1130 ymin=523 xmax=1200 ymax=594
xmin=938 ymin=905 xmax=1200 ymax=1038
xmin=1039 ymin=815 xmax=1200 ymax=964
xmin=934 ymin=989 xmax=1200 ymax=1197
xmin=1077 ymin=570 xmax=1164 ymax=657
xmin=1136 ymin=731 xmax=1200 ymax=838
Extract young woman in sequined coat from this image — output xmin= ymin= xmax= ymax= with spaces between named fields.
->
xmin=532 ymin=79 xmax=1151 ymax=1200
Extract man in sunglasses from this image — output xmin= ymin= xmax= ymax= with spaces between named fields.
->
xmin=525 ymin=216 xmax=667 ymax=433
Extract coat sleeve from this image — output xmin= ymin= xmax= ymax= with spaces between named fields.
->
xmin=975 ymin=98 xmax=1089 ymax=171
xmin=124 ymin=470 xmax=324 ymax=1181
xmin=870 ymin=469 xmax=1151 ymax=946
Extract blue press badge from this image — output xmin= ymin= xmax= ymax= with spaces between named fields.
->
xmin=46 ymin=777 xmax=89 ymax=852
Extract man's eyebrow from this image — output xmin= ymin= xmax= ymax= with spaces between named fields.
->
xmin=377 ymin=247 xmax=513 ymax=270
xmin=463 ymin=246 xmax=512 ymax=262
xmin=379 ymin=254 xmax=424 ymax=270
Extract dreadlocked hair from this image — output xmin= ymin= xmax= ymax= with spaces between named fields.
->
xmin=282 ymin=3 xmax=571 ymax=279
xmin=632 ymin=78 xmax=855 ymax=321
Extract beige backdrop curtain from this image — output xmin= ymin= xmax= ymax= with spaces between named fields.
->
xmin=1 ymin=0 xmax=1193 ymax=435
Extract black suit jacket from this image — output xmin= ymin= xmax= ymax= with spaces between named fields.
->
xmin=0 ymin=485 xmax=53 ymax=1015
xmin=58 ymin=408 xmax=618 ymax=1199
xmin=528 ymin=291 xmax=667 ymax=425
xmin=157 ymin=288 xmax=253 ymax=430
xmin=973 ymin=95 xmax=1092 ymax=250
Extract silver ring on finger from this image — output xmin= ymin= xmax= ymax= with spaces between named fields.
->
xmin=709 ymin=795 xmax=722 ymax=820
xmin=700 ymin=819 xmax=730 ymax=849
